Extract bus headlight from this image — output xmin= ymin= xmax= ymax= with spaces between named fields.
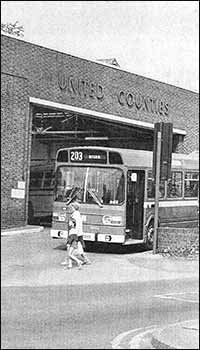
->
xmin=105 ymin=235 xmax=112 ymax=242
xmin=102 ymin=215 xmax=122 ymax=225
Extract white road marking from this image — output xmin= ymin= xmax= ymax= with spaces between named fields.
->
xmin=129 ymin=327 xmax=157 ymax=349
xmin=111 ymin=325 xmax=156 ymax=349
xmin=154 ymin=291 xmax=199 ymax=303
xmin=111 ymin=292 xmax=199 ymax=348
xmin=111 ymin=328 xmax=144 ymax=349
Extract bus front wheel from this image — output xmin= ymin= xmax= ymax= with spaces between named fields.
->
xmin=145 ymin=221 xmax=154 ymax=250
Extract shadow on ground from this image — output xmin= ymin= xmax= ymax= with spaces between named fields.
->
xmin=38 ymin=220 xmax=149 ymax=255
xmin=53 ymin=240 xmax=148 ymax=255
xmin=86 ymin=242 xmax=148 ymax=254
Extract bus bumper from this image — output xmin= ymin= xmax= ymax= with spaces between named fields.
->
xmin=84 ymin=233 xmax=125 ymax=243
xmin=97 ymin=234 xmax=125 ymax=243
xmin=50 ymin=229 xmax=126 ymax=244
xmin=50 ymin=229 xmax=68 ymax=239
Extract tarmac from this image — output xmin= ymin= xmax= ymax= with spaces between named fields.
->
xmin=1 ymin=225 xmax=199 ymax=349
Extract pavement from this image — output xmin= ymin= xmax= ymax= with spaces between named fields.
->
xmin=1 ymin=225 xmax=199 ymax=349
xmin=151 ymin=319 xmax=199 ymax=349
xmin=1 ymin=224 xmax=44 ymax=236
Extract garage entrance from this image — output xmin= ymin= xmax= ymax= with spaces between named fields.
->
xmin=27 ymin=99 xmax=181 ymax=225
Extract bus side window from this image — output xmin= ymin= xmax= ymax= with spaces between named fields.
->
xmin=30 ymin=171 xmax=43 ymax=189
xmin=167 ymin=172 xmax=182 ymax=198
xmin=184 ymin=172 xmax=199 ymax=198
xmin=147 ymin=171 xmax=165 ymax=198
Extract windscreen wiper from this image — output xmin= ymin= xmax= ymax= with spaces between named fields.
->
xmin=65 ymin=187 xmax=82 ymax=205
xmin=87 ymin=188 xmax=103 ymax=208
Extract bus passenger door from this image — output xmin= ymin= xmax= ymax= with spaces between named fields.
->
xmin=126 ymin=170 xmax=145 ymax=239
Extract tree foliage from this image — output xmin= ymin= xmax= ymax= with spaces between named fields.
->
xmin=1 ymin=21 xmax=24 ymax=37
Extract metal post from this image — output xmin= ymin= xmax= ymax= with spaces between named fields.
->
xmin=153 ymin=131 xmax=161 ymax=254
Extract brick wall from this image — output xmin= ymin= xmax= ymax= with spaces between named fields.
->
xmin=1 ymin=35 xmax=199 ymax=153
xmin=1 ymin=72 xmax=30 ymax=228
xmin=157 ymin=227 xmax=199 ymax=258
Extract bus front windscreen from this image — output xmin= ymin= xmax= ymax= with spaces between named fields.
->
xmin=55 ymin=166 xmax=125 ymax=205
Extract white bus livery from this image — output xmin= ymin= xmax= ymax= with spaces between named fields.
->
xmin=50 ymin=147 xmax=199 ymax=249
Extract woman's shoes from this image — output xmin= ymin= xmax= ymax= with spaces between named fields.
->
xmin=61 ymin=261 xmax=86 ymax=269
xmin=83 ymin=259 xmax=91 ymax=265
xmin=78 ymin=262 xmax=83 ymax=270
xmin=85 ymin=260 xmax=91 ymax=265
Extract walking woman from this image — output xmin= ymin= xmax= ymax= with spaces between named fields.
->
xmin=70 ymin=201 xmax=91 ymax=265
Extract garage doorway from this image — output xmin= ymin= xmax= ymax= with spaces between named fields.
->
xmin=27 ymin=101 xmax=156 ymax=226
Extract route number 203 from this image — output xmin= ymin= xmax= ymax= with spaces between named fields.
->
xmin=70 ymin=151 xmax=83 ymax=161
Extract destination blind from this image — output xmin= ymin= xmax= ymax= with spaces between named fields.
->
xmin=69 ymin=149 xmax=107 ymax=163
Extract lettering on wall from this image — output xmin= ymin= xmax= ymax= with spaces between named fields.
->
xmin=58 ymin=71 xmax=169 ymax=116
xmin=58 ymin=72 xmax=104 ymax=100
xmin=117 ymin=91 xmax=169 ymax=116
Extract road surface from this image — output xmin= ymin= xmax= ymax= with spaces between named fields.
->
xmin=2 ymin=279 xmax=198 ymax=349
